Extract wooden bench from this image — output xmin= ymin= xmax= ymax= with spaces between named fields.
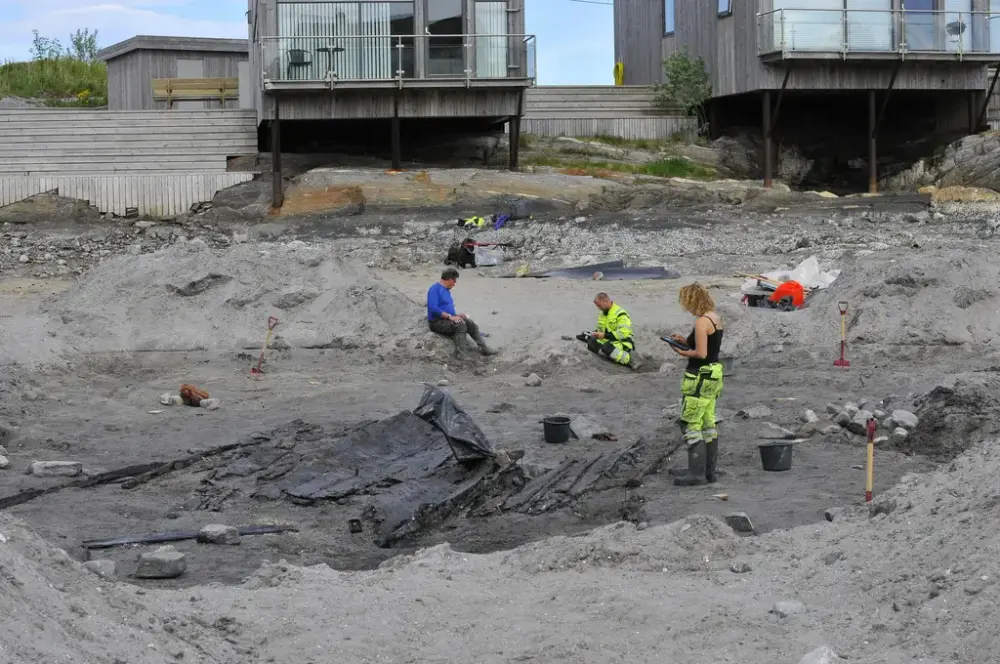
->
xmin=152 ymin=77 xmax=239 ymax=109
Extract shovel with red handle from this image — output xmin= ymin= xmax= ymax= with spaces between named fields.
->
xmin=833 ymin=301 xmax=850 ymax=367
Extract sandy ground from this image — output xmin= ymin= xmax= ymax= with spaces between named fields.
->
xmin=1 ymin=187 xmax=999 ymax=663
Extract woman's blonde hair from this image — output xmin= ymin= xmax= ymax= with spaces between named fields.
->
xmin=678 ymin=283 xmax=715 ymax=316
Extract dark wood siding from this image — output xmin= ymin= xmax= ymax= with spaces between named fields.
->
xmin=614 ymin=0 xmax=663 ymax=85
xmin=106 ymin=49 xmax=248 ymax=110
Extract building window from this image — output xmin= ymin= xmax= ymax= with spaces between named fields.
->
xmin=664 ymin=0 xmax=674 ymax=34
xmin=718 ymin=0 xmax=732 ymax=17
xmin=275 ymin=1 xmax=415 ymax=80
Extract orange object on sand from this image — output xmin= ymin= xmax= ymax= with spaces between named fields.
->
xmin=179 ymin=384 xmax=209 ymax=407
xmin=769 ymin=280 xmax=806 ymax=309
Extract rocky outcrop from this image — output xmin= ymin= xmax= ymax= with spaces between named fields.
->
xmin=711 ymin=133 xmax=814 ymax=185
xmin=884 ymin=133 xmax=1000 ymax=192
xmin=0 ymin=194 xmax=103 ymax=225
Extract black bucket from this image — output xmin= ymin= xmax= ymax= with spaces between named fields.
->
xmin=543 ymin=416 xmax=571 ymax=444
xmin=758 ymin=442 xmax=793 ymax=471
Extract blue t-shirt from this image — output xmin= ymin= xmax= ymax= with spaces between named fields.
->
xmin=427 ymin=282 xmax=457 ymax=321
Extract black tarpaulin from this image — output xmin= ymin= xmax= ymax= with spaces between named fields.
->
xmin=412 ymin=385 xmax=495 ymax=462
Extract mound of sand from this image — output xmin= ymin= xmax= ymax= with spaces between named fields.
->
xmin=0 ymin=515 xmax=244 ymax=663
xmin=726 ymin=249 xmax=1000 ymax=361
xmin=44 ymin=241 xmax=425 ymax=354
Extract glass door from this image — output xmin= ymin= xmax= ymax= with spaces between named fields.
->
xmin=773 ymin=0 xmax=844 ymax=51
xmin=943 ymin=0 xmax=972 ymax=52
xmin=903 ymin=0 xmax=935 ymax=50
xmin=474 ymin=1 xmax=508 ymax=78
xmin=426 ymin=0 xmax=465 ymax=77
xmin=846 ymin=0 xmax=893 ymax=52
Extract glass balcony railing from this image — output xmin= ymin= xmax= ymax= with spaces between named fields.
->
xmin=259 ymin=34 xmax=536 ymax=84
xmin=758 ymin=9 xmax=1000 ymax=57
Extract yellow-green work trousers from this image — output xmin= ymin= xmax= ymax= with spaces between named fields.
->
xmin=680 ymin=363 xmax=724 ymax=448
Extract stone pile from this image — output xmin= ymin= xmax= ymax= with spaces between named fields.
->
xmin=797 ymin=398 xmax=919 ymax=446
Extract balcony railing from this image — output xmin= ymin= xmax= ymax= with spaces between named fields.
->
xmin=758 ymin=8 xmax=1000 ymax=59
xmin=259 ymin=34 xmax=536 ymax=85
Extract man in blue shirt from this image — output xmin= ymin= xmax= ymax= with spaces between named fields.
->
xmin=427 ymin=268 xmax=495 ymax=356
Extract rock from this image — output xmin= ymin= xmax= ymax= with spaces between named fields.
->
xmin=83 ymin=559 xmax=116 ymax=579
xmin=159 ymin=392 xmax=175 ymax=406
xmin=135 ymin=545 xmax=187 ymax=579
xmin=801 ymin=409 xmax=819 ymax=423
xmin=821 ymin=424 xmax=843 ymax=435
xmin=524 ymin=373 xmax=542 ymax=387
xmin=22 ymin=389 xmax=40 ymax=401
xmin=134 ymin=221 xmax=158 ymax=229
xmin=0 ymin=193 xmax=103 ymax=225
xmin=197 ymin=524 xmax=241 ymax=545
xmin=0 ymin=421 xmax=14 ymax=446
xmin=798 ymin=646 xmax=841 ymax=664
xmin=891 ymin=409 xmax=918 ymax=431
xmin=0 ymin=455 xmax=9 ymax=469
xmin=730 ymin=561 xmax=752 ymax=574
xmin=724 ymin=512 xmax=754 ymax=533
xmin=873 ymin=409 xmax=886 ymax=420
xmin=737 ymin=405 xmax=772 ymax=420
xmin=882 ymin=416 xmax=896 ymax=430
xmin=18 ymin=254 xmax=29 ymax=263
xmin=825 ymin=403 xmax=840 ymax=416
xmin=771 ymin=600 xmax=806 ymax=618
xmin=890 ymin=427 xmax=908 ymax=445
xmin=822 ymin=550 xmax=844 ymax=565
xmin=761 ymin=423 xmax=795 ymax=440
xmin=199 ymin=398 xmax=221 ymax=411
xmin=29 ymin=461 xmax=82 ymax=477
xmin=847 ymin=409 xmax=874 ymax=435
xmin=833 ymin=411 xmax=852 ymax=427
xmin=874 ymin=435 xmax=889 ymax=446
xmin=436 ymin=379 xmax=450 ymax=387
xmin=824 ymin=507 xmax=843 ymax=522
xmin=843 ymin=403 xmax=859 ymax=417
xmin=796 ymin=421 xmax=821 ymax=438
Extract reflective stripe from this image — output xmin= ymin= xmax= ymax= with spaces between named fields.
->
xmin=702 ymin=428 xmax=718 ymax=441
xmin=609 ymin=346 xmax=631 ymax=366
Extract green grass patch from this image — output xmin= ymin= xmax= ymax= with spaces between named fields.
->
xmin=525 ymin=155 xmax=715 ymax=180
xmin=0 ymin=58 xmax=108 ymax=106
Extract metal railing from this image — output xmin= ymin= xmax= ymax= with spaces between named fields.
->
xmin=758 ymin=8 xmax=1000 ymax=58
xmin=259 ymin=34 xmax=536 ymax=84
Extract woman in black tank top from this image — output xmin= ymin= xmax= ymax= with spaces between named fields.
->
xmin=668 ymin=283 xmax=725 ymax=487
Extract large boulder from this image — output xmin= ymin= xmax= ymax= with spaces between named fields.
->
xmin=0 ymin=193 xmax=103 ymax=225
xmin=711 ymin=133 xmax=814 ymax=185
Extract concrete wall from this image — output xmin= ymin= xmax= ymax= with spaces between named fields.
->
xmin=0 ymin=108 xmax=259 ymax=216
xmin=106 ymin=48 xmax=250 ymax=111
xmin=521 ymin=85 xmax=691 ymax=139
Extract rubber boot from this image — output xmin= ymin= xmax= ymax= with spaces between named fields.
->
xmin=628 ymin=354 xmax=643 ymax=371
xmin=673 ymin=441 xmax=707 ymax=486
xmin=705 ymin=441 xmax=718 ymax=484
xmin=452 ymin=334 xmax=475 ymax=360
xmin=465 ymin=326 xmax=496 ymax=356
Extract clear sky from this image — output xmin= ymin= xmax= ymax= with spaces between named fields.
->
xmin=0 ymin=0 xmax=614 ymax=85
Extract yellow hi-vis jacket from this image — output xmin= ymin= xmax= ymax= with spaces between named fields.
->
xmin=596 ymin=303 xmax=635 ymax=350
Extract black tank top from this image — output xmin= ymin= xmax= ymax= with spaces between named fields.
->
xmin=685 ymin=315 xmax=724 ymax=374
